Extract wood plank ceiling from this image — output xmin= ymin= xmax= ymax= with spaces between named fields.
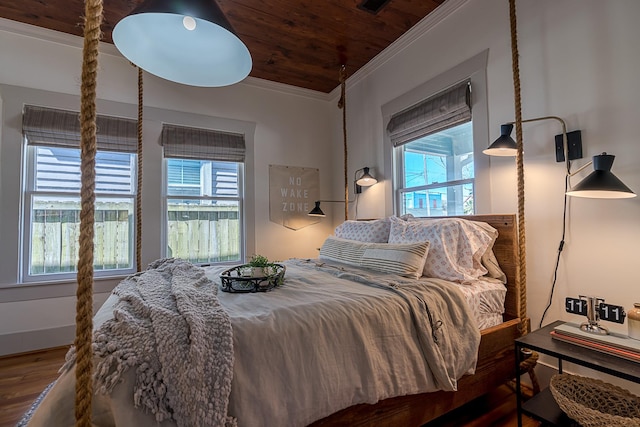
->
xmin=0 ymin=0 xmax=446 ymax=93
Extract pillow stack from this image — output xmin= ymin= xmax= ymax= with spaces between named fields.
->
xmin=325 ymin=215 xmax=506 ymax=283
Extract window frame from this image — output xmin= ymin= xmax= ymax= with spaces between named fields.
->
xmin=21 ymin=143 xmax=138 ymax=283
xmin=162 ymin=157 xmax=246 ymax=267
xmin=382 ymin=50 xmax=490 ymax=217
xmin=394 ymin=120 xmax=476 ymax=217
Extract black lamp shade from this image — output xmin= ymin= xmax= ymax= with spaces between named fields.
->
xmin=354 ymin=166 xmax=377 ymax=194
xmin=113 ymin=0 xmax=252 ymax=87
xmin=483 ymin=123 xmax=518 ymax=156
xmin=308 ymin=201 xmax=326 ymax=217
xmin=356 ymin=167 xmax=377 ymax=186
xmin=566 ymin=154 xmax=636 ymax=199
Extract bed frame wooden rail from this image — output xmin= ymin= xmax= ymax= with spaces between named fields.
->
xmin=310 ymin=214 xmax=523 ymax=426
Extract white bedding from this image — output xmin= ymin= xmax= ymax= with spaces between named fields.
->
xmin=456 ymin=278 xmax=507 ymax=330
xmin=25 ymin=258 xmax=483 ymax=427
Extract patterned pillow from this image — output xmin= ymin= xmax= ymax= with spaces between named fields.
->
xmin=334 ymin=218 xmax=391 ymax=243
xmin=319 ymin=236 xmax=430 ymax=279
xmin=389 ymin=216 xmax=498 ymax=283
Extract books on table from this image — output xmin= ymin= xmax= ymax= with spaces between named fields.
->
xmin=551 ymin=322 xmax=640 ymax=363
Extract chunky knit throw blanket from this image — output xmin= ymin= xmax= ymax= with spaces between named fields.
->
xmin=67 ymin=258 xmax=236 ymax=427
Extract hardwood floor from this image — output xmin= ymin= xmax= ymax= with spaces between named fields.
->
xmin=0 ymin=347 xmax=540 ymax=427
xmin=0 ymin=346 xmax=69 ymax=427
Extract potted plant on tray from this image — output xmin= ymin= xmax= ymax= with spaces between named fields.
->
xmin=242 ymin=254 xmax=277 ymax=277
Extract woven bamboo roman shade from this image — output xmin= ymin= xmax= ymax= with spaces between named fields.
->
xmin=22 ymin=105 xmax=138 ymax=153
xmin=161 ymin=124 xmax=245 ymax=162
xmin=387 ymin=80 xmax=471 ymax=147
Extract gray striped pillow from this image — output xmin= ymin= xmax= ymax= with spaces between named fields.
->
xmin=319 ymin=236 xmax=368 ymax=266
xmin=320 ymin=236 xmax=430 ymax=279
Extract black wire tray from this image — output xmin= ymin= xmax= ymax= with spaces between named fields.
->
xmin=219 ymin=264 xmax=286 ymax=293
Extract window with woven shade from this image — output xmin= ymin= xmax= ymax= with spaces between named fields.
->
xmin=21 ymin=105 xmax=138 ymax=281
xmin=161 ymin=123 xmax=246 ymax=265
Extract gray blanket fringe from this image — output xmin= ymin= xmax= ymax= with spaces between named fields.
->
xmin=64 ymin=258 xmax=236 ymax=427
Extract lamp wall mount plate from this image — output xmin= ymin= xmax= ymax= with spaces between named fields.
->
xmin=554 ymin=130 xmax=583 ymax=162
xmin=113 ymin=0 xmax=252 ymax=87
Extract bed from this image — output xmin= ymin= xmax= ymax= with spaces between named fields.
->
xmin=22 ymin=214 xmax=524 ymax=427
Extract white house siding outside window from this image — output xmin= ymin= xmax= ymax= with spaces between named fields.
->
xmin=389 ymin=80 xmax=475 ymax=217
xmin=162 ymin=124 xmax=245 ymax=265
xmin=21 ymin=106 xmax=138 ymax=282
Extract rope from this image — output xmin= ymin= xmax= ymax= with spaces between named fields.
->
xmin=509 ymin=0 xmax=529 ymax=334
xmin=509 ymin=0 xmax=539 ymax=392
xmin=76 ymin=0 xmax=103 ymax=424
xmin=338 ymin=65 xmax=348 ymax=221
xmin=136 ymin=66 xmax=143 ymax=272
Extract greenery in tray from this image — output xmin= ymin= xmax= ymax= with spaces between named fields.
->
xmin=248 ymin=254 xmax=273 ymax=268
xmin=242 ymin=254 xmax=281 ymax=278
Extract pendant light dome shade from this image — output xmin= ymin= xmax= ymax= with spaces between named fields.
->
xmin=113 ymin=0 xmax=252 ymax=87
xmin=566 ymin=153 xmax=636 ymax=199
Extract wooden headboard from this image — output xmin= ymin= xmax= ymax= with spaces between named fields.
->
xmin=420 ymin=214 xmax=521 ymax=322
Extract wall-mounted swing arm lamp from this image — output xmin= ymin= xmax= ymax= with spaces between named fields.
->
xmin=566 ymin=153 xmax=636 ymax=199
xmin=484 ymin=116 xmax=636 ymax=198
xmin=483 ymin=116 xmax=581 ymax=164
xmin=354 ymin=167 xmax=378 ymax=194
xmin=308 ymin=200 xmax=354 ymax=217
xmin=113 ymin=0 xmax=252 ymax=87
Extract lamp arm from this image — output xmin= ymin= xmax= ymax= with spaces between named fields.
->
xmin=506 ymin=116 xmax=570 ymax=173
xmin=568 ymin=160 xmax=593 ymax=177
xmin=315 ymin=199 xmax=355 ymax=204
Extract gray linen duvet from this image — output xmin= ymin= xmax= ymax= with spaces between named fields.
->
xmin=25 ymin=258 xmax=481 ymax=427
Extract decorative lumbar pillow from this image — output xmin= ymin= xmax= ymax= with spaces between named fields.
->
xmin=389 ymin=216 xmax=498 ymax=283
xmin=319 ymin=236 xmax=368 ymax=266
xmin=360 ymin=241 xmax=430 ymax=279
xmin=334 ymin=218 xmax=391 ymax=243
xmin=319 ymin=236 xmax=429 ymax=279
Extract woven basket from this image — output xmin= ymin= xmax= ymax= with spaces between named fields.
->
xmin=550 ymin=374 xmax=640 ymax=427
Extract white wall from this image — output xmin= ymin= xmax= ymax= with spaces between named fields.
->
xmin=343 ymin=0 xmax=640 ymax=388
xmin=0 ymin=19 xmax=336 ymax=354
xmin=1 ymin=0 xmax=639 ymax=383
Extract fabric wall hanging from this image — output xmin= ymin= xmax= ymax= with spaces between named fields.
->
xmin=269 ymin=165 xmax=320 ymax=230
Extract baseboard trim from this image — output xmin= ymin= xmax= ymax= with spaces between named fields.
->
xmin=0 ymin=325 xmax=74 ymax=356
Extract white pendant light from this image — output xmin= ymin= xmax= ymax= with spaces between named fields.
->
xmin=113 ymin=0 xmax=252 ymax=87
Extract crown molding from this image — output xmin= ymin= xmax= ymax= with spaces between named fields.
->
xmin=0 ymin=17 xmax=331 ymax=102
xmin=330 ymin=0 xmax=470 ymax=100
xmin=0 ymin=17 xmax=121 ymax=56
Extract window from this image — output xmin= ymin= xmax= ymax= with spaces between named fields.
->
xmin=21 ymin=106 xmax=138 ymax=282
xmin=398 ymin=121 xmax=474 ymax=216
xmin=162 ymin=124 xmax=245 ymax=265
xmin=388 ymin=80 xmax=475 ymax=216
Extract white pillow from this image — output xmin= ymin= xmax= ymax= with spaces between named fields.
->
xmin=334 ymin=218 xmax=390 ymax=243
xmin=389 ymin=216 xmax=497 ymax=282
xmin=319 ymin=236 xmax=430 ymax=279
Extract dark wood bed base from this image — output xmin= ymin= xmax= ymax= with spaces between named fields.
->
xmin=310 ymin=214 xmax=523 ymax=426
